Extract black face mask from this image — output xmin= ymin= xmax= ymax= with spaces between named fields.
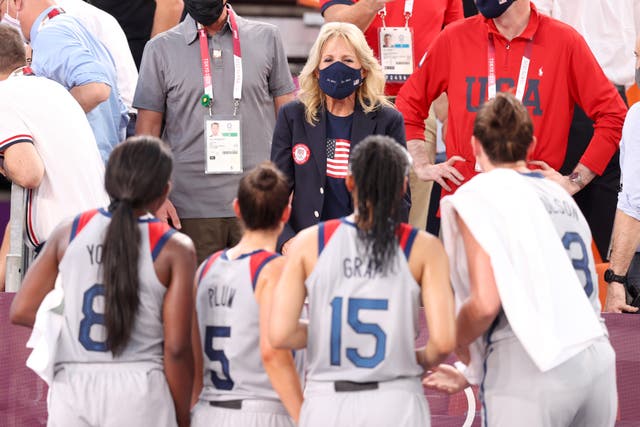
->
xmin=184 ymin=0 xmax=226 ymax=26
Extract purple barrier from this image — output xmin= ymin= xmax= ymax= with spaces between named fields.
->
xmin=0 ymin=293 xmax=48 ymax=427
xmin=0 ymin=293 xmax=637 ymax=426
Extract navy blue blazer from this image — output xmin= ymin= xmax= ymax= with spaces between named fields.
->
xmin=271 ymin=99 xmax=411 ymax=250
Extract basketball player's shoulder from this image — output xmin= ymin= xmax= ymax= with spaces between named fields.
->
xmin=155 ymin=228 xmax=196 ymax=263
xmin=407 ymin=227 xmax=445 ymax=259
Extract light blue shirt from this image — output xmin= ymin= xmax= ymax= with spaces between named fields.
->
xmin=30 ymin=7 xmax=128 ymax=162
xmin=619 ymin=102 xmax=640 ymax=253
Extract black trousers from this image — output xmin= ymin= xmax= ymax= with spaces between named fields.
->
xmin=559 ymin=86 xmax=626 ymax=260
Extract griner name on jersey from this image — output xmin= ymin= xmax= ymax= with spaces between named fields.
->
xmin=343 ymin=256 xmax=387 ymax=279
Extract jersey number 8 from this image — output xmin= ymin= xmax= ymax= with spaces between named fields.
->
xmin=79 ymin=284 xmax=108 ymax=352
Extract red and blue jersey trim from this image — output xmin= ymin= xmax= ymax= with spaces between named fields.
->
xmin=318 ymin=219 xmax=341 ymax=255
xmin=24 ymin=189 xmax=40 ymax=248
xmin=198 ymin=250 xmax=224 ymax=285
xmin=395 ymin=223 xmax=418 ymax=260
xmin=0 ymin=134 xmax=34 ymax=153
xmin=249 ymin=250 xmax=279 ymax=291
xmin=69 ymin=209 xmax=100 ymax=243
xmin=147 ymin=221 xmax=176 ymax=261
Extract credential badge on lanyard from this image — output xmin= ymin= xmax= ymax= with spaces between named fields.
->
xmin=378 ymin=0 xmax=415 ymax=83
xmin=198 ymin=6 xmax=243 ymax=175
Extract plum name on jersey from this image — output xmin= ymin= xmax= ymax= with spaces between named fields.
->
xmin=343 ymin=256 xmax=385 ymax=279
xmin=87 ymin=244 xmax=104 ymax=265
xmin=539 ymin=194 xmax=579 ymax=221
xmin=208 ymin=285 xmax=236 ymax=308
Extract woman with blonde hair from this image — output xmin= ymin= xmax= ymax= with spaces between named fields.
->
xmin=271 ymin=22 xmax=409 ymax=253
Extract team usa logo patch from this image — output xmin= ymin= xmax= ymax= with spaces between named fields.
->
xmin=292 ymin=143 xmax=310 ymax=165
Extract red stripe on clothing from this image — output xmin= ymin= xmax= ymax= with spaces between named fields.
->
xmin=323 ymin=219 xmax=341 ymax=247
xmin=249 ymin=250 xmax=277 ymax=284
xmin=25 ymin=189 xmax=39 ymax=247
xmin=0 ymin=134 xmax=33 ymax=152
xmin=199 ymin=250 xmax=224 ymax=284
xmin=396 ymin=223 xmax=411 ymax=250
xmin=148 ymin=221 xmax=172 ymax=252
xmin=76 ymin=209 xmax=99 ymax=236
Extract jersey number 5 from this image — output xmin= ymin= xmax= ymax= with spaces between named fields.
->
xmin=330 ymin=297 xmax=388 ymax=368
xmin=204 ymin=326 xmax=235 ymax=390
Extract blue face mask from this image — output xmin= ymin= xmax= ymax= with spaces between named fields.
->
xmin=475 ymin=0 xmax=516 ymax=18
xmin=318 ymin=61 xmax=363 ymax=100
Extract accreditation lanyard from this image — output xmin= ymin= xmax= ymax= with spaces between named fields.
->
xmin=38 ymin=7 xmax=65 ymax=31
xmin=378 ymin=0 xmax=414 ymax=27
xmin=487 ymin=33 xmax=533 ymax=102
xmin=197 ymin=6 xmax=243 ymax=116
xmin=9 ymin=67 xmax=34 ymax=78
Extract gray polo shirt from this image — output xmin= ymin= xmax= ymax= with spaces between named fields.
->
xmin=134 ymin=12 xmax=295 ymax=218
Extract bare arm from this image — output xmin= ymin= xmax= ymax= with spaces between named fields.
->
xmin=269 ymin=229 xmax=315 ymax=350
xmin=323 ymin=0 xmax=393 ymax=32
xmin=3 ymin=142 xmax=44 ymax=189
xmin=10 ymin=222 xmax=69 ymax=326
xmin=408 ymin=138 xmax=465 ymax=192
xmin=412 ymin=232 xmax=456 ymax=370
xmin=162 ymin=234 xmax=197 ymax=427
xmin=151 ymin=0 xmax=184 ymax=37
xmin=528 ymin=161 xmax=596 ymax=196
xmin=274 ymin=93 xmax=295 ymax=118
xmin=135 ymin=109 xmax=182 ymax=228
xmin=455 ymin=214 xmax=501 ymax=359
xmin=190 ymin=268 xmax=205 ymax=408
xmin=69 ymin=82 xmax=111 ymax=113
xmin=604 ymin=209 xmax=640 ymax=313
xmin=256 ymin=258 xmax=303 ymax=422
xmin=135 ymin=109 xmax=164 ymax=137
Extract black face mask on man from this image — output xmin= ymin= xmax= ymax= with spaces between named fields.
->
xmin=475 ymin=0 xmax=516 ymax=19
xmin=184 ymin=0 xmax=226 ymax=26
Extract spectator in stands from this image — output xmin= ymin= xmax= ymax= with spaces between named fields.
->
xmin=90 ymin=0 xmax=184 ymax=68
xmin=0 ymin=24 xmax=108 ymax=291
xmin=3 ymin=0 xmax=128 ymax=163
xmin=56 ymin=0 xmax=140 ymax=136
xmin=270 ymin=22 xmax=409 ymax=253
xmin=532 ymin=0 xmax=640 ymax=259
xmin=10 ymin=137 xmax=196 ymax=427
xmin=134 ymin=0 xmax=295 ymax=263
xmin=396 ymin=0 xmax=628 ymax=213
xmin=321 ymin=0 xmax=463 ymax=231
xmin=604 ymin=35 xmax=640 ymax=314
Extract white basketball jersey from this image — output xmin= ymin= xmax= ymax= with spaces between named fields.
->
xmin=305 ymin=218 xmax=423 ymax=383
xmin=482 ymin=173 xmax=604 ymax=344
xmin=196 ymin=250 xmax=287 ymax=402
xmin=524 ymin=173 xmax=602 ymax=314
xmin=55 ymin=209 xmax=176 ymax=366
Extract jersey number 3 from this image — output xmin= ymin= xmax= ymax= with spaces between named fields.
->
xmin=562 ymin=232 xmax=594 ymax=297
xmin=330 ymin=297 xmax=388 ymax=368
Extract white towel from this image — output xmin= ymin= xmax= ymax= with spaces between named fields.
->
xmin=26 ymin=275 xmax=64 ymax=386
xmin=441 ymin=169 xmax=603 ymax=384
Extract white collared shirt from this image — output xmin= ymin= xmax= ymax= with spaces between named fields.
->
xmin=533 ymin=0 xmax=640 ymax=87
